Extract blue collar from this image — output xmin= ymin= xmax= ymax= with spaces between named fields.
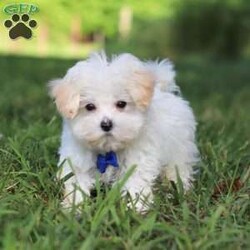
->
xmin=96 ymin=151 xmax=119 ymax=174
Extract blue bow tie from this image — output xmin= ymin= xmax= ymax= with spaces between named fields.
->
xmin=96 ymin=151 xmax=119 ymax=174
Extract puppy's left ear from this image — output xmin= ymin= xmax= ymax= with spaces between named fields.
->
xmin=118 ymin=53 xmax=154 ymax=110
xmin=48 ymin=79 xmax=80 ymax=119
xmin=128 ymin=68 xmax=154 ymax=110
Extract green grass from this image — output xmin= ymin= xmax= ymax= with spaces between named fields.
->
xmin=0 ymin=55 xmax=249 ymax=250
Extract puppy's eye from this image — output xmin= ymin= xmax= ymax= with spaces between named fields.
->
xmin=85 ymin=103 xmax=96 ymax=111
xmin=116 ymin=101 xmax=127 ymax=109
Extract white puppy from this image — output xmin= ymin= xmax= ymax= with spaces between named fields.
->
xmin=49 ymin=52 xmax=199 ymax=212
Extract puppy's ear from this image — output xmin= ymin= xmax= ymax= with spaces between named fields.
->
xmin=48 ymin=79 xmax=80 ymax=119
xmin=128 ymin=69 xmax=154 ymax=110
xmin=116 ymin=53 xmax=154 ymax=110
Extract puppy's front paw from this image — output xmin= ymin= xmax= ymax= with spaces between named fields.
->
xmin=61 ymin=185 xmax=90 ymax=212
xmin=61 ymin=191 xmax=82 ymax=208
xmin=126 ymin=197 xmax=152 ymax=214
xmin=124 ymin=187 xmax=153 ymax=213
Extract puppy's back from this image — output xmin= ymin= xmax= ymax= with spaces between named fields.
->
xmin=145 ymin=60 xmax=180 ymax=95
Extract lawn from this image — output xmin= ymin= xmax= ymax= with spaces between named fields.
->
xmin=0 ymin=55 xmax=249 ymax=250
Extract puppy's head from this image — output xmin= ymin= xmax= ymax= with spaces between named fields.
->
xmin=49 ymin=53 xmax=154 ymax=151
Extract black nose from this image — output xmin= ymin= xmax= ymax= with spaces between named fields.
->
xmin=100 ymin=119 xmax=113 ymax=132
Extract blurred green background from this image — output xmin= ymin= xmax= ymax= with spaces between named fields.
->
xmin=0 ymin=0 xmax=249 ymax=59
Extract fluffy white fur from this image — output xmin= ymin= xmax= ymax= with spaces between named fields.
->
xmin=49 ymin=52 xmax=199 ymax=212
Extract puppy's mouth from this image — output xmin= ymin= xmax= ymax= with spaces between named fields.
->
xmin=98 ymin=132 xmax=126 ymax=151
xmin=85 ymin=131 xmax=131 ymax=151
xmin=103 ymin=132 xmax=113 ymax=137
xmin=102 ymin=132 xmax=116 ymax=142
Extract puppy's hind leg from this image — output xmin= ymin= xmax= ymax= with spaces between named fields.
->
xmin=164 ymin=131 xmax=200 ymax=191
xmin=164 ymin=163 xmax=195 ymax=191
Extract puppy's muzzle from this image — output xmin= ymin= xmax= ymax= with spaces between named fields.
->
xmin=100 ymin=118 xmax=113 ymax=132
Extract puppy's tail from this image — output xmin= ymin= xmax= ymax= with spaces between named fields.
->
xmin=145 ymin=60 xmax=180 ymax=95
